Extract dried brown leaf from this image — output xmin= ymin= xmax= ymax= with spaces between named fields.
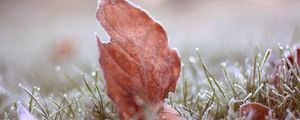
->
xmin=240 ymin=102 xmax=272 ymax=120
xmin=96 ymin=0 xmax=181 ymax=119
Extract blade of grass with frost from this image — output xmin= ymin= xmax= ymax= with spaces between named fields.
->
xmin=287 ymin=48 xmax=300 ymax=88
xmin=252 ymin=84 xmax=264 ymax=99
xmin=50 ymin=97 xmax=66 ymax=120
xmin=187 ymin=103 xmax=192 ymax=116
xmin=91 ymin=99 xmax=104 ymax=119
xmin=74 ymin=97 xmax=84 ymax=117
xmin=28 ymin=88 xmax=35 ymax=113
xmin=196 ymin=49 xmax=215 ymax=94
xmin=256 ymin=47 xmax=262 ymax=65
xmin=92 ymin=71 xmax=106 ymax=88
xmin=66 ymin=99 xmax=75 ymax=118
xmin=278 ymin=44 xmax=300 ymax=81
xmin=183 ymin=105 xmax=201 ymax=118
xmin=169 ymin=94 xmax=174 ymax=107
xmin=260 ymin=49 xmax=272 ymax=71
xmin=92 ymin=71 xmax=99 ymax=82
xmin=222 ymin=63 xmax=237 ymax=96
xmin=94 ymin=83 xmax=105 ymax=119
xmin=173 ymin=105 xmax=184 ymax=117
xmin=63 ymin=72 xmax=84 ymax=93
xmin=196 ymin=102 xmax=202 ymax=117
xmin=92 ymin=72 xmax=107 ymax=100
xmin=90 ymin=72 xmax=105 ymax=119
xmin=243 ymin=93 xmax=252 ymax=102
xmin=20 ymin=85 xmax=49 ymax=119
xmin=234 ymin=84 xmax=247 ymax=95
xmin=205 ymin=89 xmax=225 ymax=115
xmin=209 ymin=75 xmax=228 ymax=101
xmin=257 ymin=65 xmax=262 ymax=85
xmin=246 ymin=53 xmax=258 ymax=94
xmin=197 ymin=49 xmax=228 ymax=102
xmin=256 ymin=52 xmax=264 ymax=85
xmin=191 ymin=94 xmax=200 ymax=111
xmin=49 ymin=98 xmax=84 ymax=118
xmin=17 ymin=102 xmax=37 ymax=120
xmin=182 ymin=67 xmax=188 ymax=106
xmin=39 ymin=90 xmax=50 ymax=116
xmin=83 ymin=72 xmax=107 ymax=118
xmin=200 ymin=92 xmax=214 ymax=117
xmin=82 ymin=73 xmax=97 ymax=99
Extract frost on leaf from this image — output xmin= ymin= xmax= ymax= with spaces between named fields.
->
xmin=240 ymin=102 xmax=272 ymax=120
xmin=96 ymin=0 xmax=181 ymax=119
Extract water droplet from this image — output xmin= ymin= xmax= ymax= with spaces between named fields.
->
xmin=91 ymin=71 xmax=96 ymax=77
xmin=221 ymin=62 xmax=227 ymax=67
xmin=187 ymin=101 xmax=191 ymax=105
xmin=188 ymin=56 xmax=196 ymax=63
xmin=286 ymin=45 xmax=290 ymax=49
xmin=10 ymin=106 xmax=14 ymax=111
xmin=63 ymin=93 xmax=67 ymax=98
xmin=55 ymin=65 xmax=61 ymax=71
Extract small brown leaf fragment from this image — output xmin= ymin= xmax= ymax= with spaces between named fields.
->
xmin=240 ymin=102 xmax=272 ymax=120
xmin=96 ymin=0 xmax=181 ymax=119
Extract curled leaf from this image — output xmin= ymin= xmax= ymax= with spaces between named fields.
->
xmin=240 ymin=102 xmax=272 ymax=120
xmin=96 ymin=0 xmax=181 ymax=119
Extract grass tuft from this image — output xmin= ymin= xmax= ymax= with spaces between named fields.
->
xmin=1 ymin=46 xmax=300 ymax=119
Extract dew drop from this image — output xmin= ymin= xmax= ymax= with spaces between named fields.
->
xmin=63 ymin=93 xmax=68 ymax=98
xmin=10 ymin=106 xmax=14 ymax=111
xmin=91 ymin=71 xmax=96 ymax=77
xmin=188 ymin=56 xmax=196 ymax=63
xmin=221 ymin=62 xmax=227 ymax=67
xmin=55 ymin=65 xmax=61 ymax=71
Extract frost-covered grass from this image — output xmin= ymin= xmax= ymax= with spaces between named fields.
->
xmin=1 ymin=45 xmax=300 ymax=119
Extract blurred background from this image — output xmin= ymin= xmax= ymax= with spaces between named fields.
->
xmin=0 ymin=0 xmax=300 ymax=107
